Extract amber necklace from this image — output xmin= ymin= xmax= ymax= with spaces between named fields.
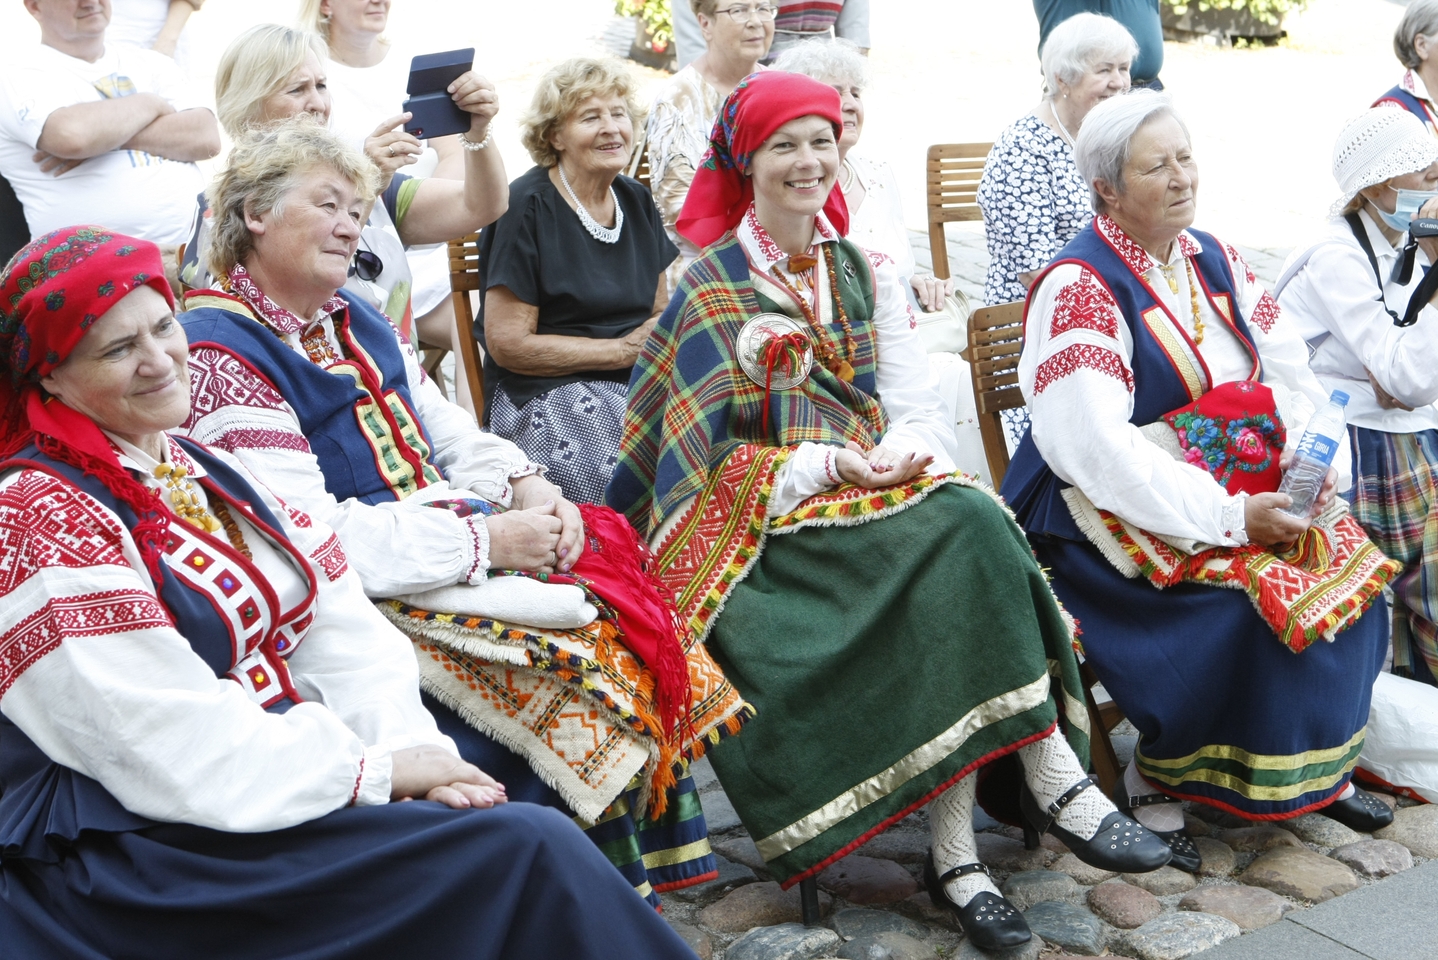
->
xmin=152 ymin=463 xmax=253 ymax=558
xmin=1158 ymin=256 xmax=1206 ymax=346
xmin=769 ymin=246 xmax=857 ymax=382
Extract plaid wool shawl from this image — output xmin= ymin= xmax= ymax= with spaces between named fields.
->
xmin=607 ymin=235 xmax=889 ymax=537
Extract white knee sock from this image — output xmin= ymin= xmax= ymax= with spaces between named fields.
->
xmin=1017 ymin=730 xmax=1114 ymax=839
xmin=1124 ymin=761 xmax=1185 ymax=832
xmin=1336 ymin=781 xmax=1355 ymax=801
xmin=929 ymin=775 xmax=1000 ymax=906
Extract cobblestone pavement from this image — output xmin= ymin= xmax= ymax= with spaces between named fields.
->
xmin=667 ymin=730 xmax=1430 ymax=960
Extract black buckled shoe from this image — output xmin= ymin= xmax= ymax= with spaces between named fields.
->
xmin=1021 ymin=777 xmax=1171 ymax=873
xmin=1117 ymin=788 xmax=1202 ymax=874
xmin=1318 ymin=786 xmax=1395 ymax=832
xmin=923 ymin=854 xmax=1031 ymax=951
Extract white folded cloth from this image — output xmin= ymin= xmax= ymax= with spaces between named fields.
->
xmin=394 ymin=576 xmax=598 ymax=630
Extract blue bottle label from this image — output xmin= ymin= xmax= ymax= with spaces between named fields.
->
xmin=1303 ymin=434 xmax=1338 ymax=465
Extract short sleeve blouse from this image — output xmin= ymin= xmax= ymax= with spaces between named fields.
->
xmin=976 ymin=113 xmax=1091 ymax=305
xmin=477 ymin=165 xmax=679 ymax=410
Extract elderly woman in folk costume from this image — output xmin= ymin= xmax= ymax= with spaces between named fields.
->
xmin=1375 ymin=0 xmax=1438 ymax=136
xmin=1276 ymin=109 xmax=1438 ymax=687
xmin=1002 ymin=92 xmax=1400 ymax=873
xmin=176 ymin=120 xmax=748 ymax=907
xmin=607 ymin=71 xmax=1171 ymax=952
xmin=0 ymin=227 xmax=698 ymax=959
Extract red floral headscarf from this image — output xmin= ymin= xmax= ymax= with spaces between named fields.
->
xmin=676 ymin=71 xmax=849 ymax=249
xmin=0 ymin=226 xmax=178 ymax=579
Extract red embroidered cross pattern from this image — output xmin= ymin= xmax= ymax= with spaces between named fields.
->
xmin=1248 ymin=292 xmax=1280 ymax=335
xmin=1033 ymin=344 xmax=1134 ymax=396
xmin=1048 ymin=268 xmax=1121 ymax=339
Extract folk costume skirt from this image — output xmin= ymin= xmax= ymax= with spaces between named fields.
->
xmin=0 ymin=799 xmax=697 ymax=960
xmin=424 ymin=691 xmax=717 ymax=906
xmin=1348 ymin=425 xmax=1438 ymax=686
xmin=1032 ymin=532 xmax=1389 ymax=820
xmin=705 ymin=484 xmax=1087 ymax=885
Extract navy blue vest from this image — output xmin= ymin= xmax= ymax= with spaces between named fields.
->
xmin=1375 ymin=85 xmax=1436 ymax=129
xmin=179 ymin=289 xmax=444 ymax=507
xmin=1001 ymin=223 xmax=1260 ymax=540
xmin=0 ymin=438 xmax=306 ymax=860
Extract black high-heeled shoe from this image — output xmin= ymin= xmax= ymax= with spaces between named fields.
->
xmin=923 ymin=854 xmax=1031 ymax=951
xmin=1116 ymin=788 xmax=1202 ymax=874
xmin=1021 ymin=777 xmax=1171 ymax=873
xmin=1318 ymin=786 xmax=1394 ymax=832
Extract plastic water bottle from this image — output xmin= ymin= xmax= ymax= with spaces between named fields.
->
xmin=1276 ymin=390 xmax=1349 ymax=520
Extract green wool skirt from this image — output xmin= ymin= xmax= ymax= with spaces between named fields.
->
xmin=706 ymin=484 xmax=1087 ymax=884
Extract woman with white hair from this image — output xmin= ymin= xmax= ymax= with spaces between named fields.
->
xmin=1376 ymin=0 xmax=1438 ymax=135
xmin=1002 ymin=91 xmax=1400 ymax=871
xmin=1276 ymin=108 xmax=1438 ymax=686
xmin=977 ymin=12 xmax=1135 ymax=306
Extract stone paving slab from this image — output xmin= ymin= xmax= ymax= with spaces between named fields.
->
xmin=1190 ymin=860 xmax=1438 ymax=960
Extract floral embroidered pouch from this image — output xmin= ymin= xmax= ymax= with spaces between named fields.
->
xmin=1161 ymin=379 xmax=1287 ymax=496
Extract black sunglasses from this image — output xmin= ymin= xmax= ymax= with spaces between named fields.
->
xmin=349 ymin=249 xmax=383 ymax=282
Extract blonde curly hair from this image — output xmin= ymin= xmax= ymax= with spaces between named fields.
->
xmin=206 ymin=117 xmax=381 ymax=279
xmin=518 ymin=57 xmax=641 ymax=169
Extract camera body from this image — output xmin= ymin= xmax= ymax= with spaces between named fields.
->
xmin=1410 ymin=218 xmax=1438 ymax=239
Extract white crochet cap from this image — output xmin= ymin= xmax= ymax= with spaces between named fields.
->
xmin=1331 ymin=106 xmax=1438 ymax=215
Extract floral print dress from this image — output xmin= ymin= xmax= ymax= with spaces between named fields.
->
xmin=977 ymin=113 xmax=1091 ymax=306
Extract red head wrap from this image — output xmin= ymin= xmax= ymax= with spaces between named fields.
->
xmin=675 ymin=71 xmax=850 ymax=249
xmin=0 ymin=226 xmax=178 ymax=580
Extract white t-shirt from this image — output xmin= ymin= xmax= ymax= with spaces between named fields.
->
xmin=0 ymin=43 xmax=206 ymax=245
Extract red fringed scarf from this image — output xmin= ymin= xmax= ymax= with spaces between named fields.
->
xmin=0 ymin=226 xmax=177 ymax=581
xmin=570 ymin=504 xmax=694 ymax=739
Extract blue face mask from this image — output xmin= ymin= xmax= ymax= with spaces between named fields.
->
xmin=1378 ymin=187 xmax=1438 ymax=232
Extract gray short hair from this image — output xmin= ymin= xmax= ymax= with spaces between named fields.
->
xmin=206 ymin=118 xmax=381 ymax=278
xmin=1041 ymin=12 xmax=1138 ymax=98
xmin=772 ymin=37 xmax=869 ymax=91
xmin=1395 ymin=0 xmax=1438 ymax=69
xmin=1074 ymin=90 xmax=1186 ymax=213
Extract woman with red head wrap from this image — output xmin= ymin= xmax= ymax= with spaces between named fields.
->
xmin=608 ymin=72 xmax=1171 ymax=949
xmin=0 ymin=227 xmax=698 ymax=959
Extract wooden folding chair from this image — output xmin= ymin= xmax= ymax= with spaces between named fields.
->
xmin=966 ymin=301 xmax=1126 ymax=797
xmin=925 ymin=143 xmax=992 ymax=281
xmin=447 ymin=232 xmax=487 ymax=425
xmin=626 ymin=131 xmax=652 ymax=189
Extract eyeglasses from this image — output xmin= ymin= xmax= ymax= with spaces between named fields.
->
xmin=349 ymin=249 xmax=383 ymax=282
xmin=716 ymin=3 xmax=777 ymax=23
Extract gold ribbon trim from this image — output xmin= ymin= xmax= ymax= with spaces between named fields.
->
xmin=754 ymin=673 xmax=1052 ymax=861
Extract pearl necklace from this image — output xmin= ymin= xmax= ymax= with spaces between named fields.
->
xmin=557 ymin=164 xmax=623 ymax=244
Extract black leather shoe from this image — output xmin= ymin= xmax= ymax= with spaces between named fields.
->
xmin=1116 ymin=787 xmax=1202 ymax=874
xmin=923 ymin=854 xmax=1031 ymax=951
xmin=1318 ymin=786 xmax=1394 ymax=832
xmin=1021 ymin=777 xmax=1171 ymax=873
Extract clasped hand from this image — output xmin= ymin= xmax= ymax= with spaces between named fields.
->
xmin=1243 ymin=449 xmax=1338 ymax=548
xmin=834 ymin=441 xmax=934 ymax=489
xmin=390 ymin=744 xmax=506 ymax=809
xmin=483 ymin=475 xmax=585 ymax=574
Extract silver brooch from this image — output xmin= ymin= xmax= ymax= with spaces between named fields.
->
xmin=736 ymin=313 xmax=814 ymax=391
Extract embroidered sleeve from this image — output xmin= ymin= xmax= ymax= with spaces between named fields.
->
xmin=1029 ymin=267 xmax=1133 ymax=396
xmin=184 ymin=346 xmax=310 ymax=453
xmin=0 ymin=471 xmax=170 ymax=696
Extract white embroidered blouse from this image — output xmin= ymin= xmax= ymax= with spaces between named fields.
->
xmin=0 ymin=435 xmax=454 ymax=833
xmin=1276 ymin=209 xmax=1438 ymax=434
xmin=182 ymin=276 xmax=543 ymax=598
xmin=1020 ymin=216 xmax=1344 ymax=548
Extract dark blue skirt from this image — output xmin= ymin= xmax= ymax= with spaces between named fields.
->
xmin=1032 ymin=533 xmax=1388 ymax=819
xmin=0 ymin=799 xmax=698 ymax=960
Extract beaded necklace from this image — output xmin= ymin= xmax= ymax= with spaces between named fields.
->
xmin=1158 ymin=258 xmax=1206 ymax=345
xmin=769 ymin=245 xmax=857 ymax=382
xmin=152 ymin=463 xmax=253 ymax=558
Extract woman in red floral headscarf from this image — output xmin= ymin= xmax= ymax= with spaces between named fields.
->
xmin=0 ymin=226 xmax=698 ymax=960
xmin=607 ymin=72 xmax=1170 ymax=950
